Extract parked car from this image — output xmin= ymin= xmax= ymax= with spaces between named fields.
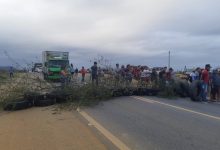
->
xmin=35 ymin=67 xmax=42 ymax=73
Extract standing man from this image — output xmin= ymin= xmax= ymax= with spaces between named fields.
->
xmin=80 ymin=66 xmax=86 ymax=82
xmin=60 ymin=68 xmax=68 ymax=88
xmin=9 ymin=66 xmax=14 ymax=78
xmin=195 ymin=67 xmax=201 ymax=80
xmin=74 ymin=67 xmax=79 ymax=80
xmin=70 ymin=63 xmax=75 ymax=79
xmin=200 ymin=64 xmax=211 ymax=102
xmin=151 ymin=68 xmax=158 ymax=86
xmin=125 ymin=64 xmax=133 ymax=86
xmin=91 ymin=62 xmax=98 ymax=85
xmin=159 ymin=67 xmax=167 ymax=89
xmin=114 ymin=63 xmax=120 ymax=86
xmin=210 ymin=69 xmax=220 ymax=101
xmin=189 ymin=71 xmax=197 ymax=83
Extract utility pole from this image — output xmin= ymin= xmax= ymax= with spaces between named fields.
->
xmin=168 ymin=51 xmax=170 ymax=69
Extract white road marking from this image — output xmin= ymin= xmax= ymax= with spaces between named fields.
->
xmin=132 ymin=96 xmax=220 ymax=121
xmin=132 ymin=96 xmax=155 ymax=103
xmin=78 ymin=109 xmax=131 ymax=150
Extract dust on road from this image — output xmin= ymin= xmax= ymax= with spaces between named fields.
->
xmin=0 ymin=107 xmax=108 ymax=150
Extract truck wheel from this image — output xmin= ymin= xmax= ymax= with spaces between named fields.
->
xmin=43 ymin=74 xmax=46 ymax=80
xmin=43 ymin=74 xmax=48 ymax=80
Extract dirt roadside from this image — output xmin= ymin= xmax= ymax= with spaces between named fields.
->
xmin=0 ymin=107 xmax=108 ymax=150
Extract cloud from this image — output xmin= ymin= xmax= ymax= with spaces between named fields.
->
xmin=0 ymin=0 xmax=220 ymax=69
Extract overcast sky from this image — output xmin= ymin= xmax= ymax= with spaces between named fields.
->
xmin=0 ymin=0 xmax=220 ymax=69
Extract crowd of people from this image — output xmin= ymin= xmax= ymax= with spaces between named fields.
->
xmin=188 ymin=64 xmax=220 ymax=102
xmin=57 ymin=62 xmax=220 ymax=102
xmin=60 ymin=63 xmax=87 ymax=86
xmin=60 ymin=62 xmax=176 ymax=88
xmin=111 ymin=64 xmax=175 ymax=88
xmin=123 ymin=63 xmax=220 ymax=102
xmin=110 ymin=63 xmax=220 ymax=102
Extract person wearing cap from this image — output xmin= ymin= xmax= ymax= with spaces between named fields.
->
xmin=200 ymin=64 xmax=211 ymax=101
xmin=91 ymin=61 xmax=98 ymax=85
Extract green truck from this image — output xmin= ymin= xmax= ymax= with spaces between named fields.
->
xmin=42 ymin=51 xmax=69 ymax=80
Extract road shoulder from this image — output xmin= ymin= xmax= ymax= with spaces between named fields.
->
xmin=0 ymin=106 xmax=108 ymax=150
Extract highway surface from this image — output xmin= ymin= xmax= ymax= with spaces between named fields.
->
xmin=81 ymin=96 xmax=220 ymax=150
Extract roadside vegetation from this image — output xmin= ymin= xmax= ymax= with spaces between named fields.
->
xmin=0 ymin=71 xmax=8 ymax=82
xmin=0 ymin=71 xmax=192 ymax=111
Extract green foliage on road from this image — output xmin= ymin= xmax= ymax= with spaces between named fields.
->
xmin=0 ymin=71 xmax=192 ymax=111
xmin=57 ymin=84 xmax=113 ymax=110
xmin=0 ymin=72 xmax=49 ymax=109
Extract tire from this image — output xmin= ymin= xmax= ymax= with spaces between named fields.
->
xmin=174 ymin=80 xmax=189 ymax=97
xmin=137 ymin=88 xmax=146 ymax=96
xmin=46 ymin=92 xmax=68 ymax=103
xmin=3 ymin=103 xmax=13 ymax=111
xmin=34 ymin=99 xmax=55 ymax=107
xmin=4 ymin=100 xmax=32 ymax=111
xmin=55 ymin=97 xmax=67 ymax=103
xmin=181 ymin=81 xmax=190 ymax=97
xmin=13 ymin=100 xmax=33 ymax=110
xmin=122 ymin=88 xmax=133 ymax=96
xmin=139 ymin=88 xmax=151 ymax=96
xmin=144 ymin=89 xmax=151 ymax=96
xmin=112 ymin=90 xmax=118 ymax=97
xmin=43 ymin=73 xmax=46 ymax=80
xmin=43 ymin=73 xmax=48 ymax=80
xmin=148 ymin=89 xmax=160 ymax=96
xmin=112 ymin=89 xmax=123 ymax=97
xmin=189 ymin=80 xmax=202 ymax=101
xmin=137 ymin=88 xmax=143 ymax=96
xmin=133 ymin=89 xmax=139 ymax=96
xmin=24 ymin=93 xmax=43 ymax=105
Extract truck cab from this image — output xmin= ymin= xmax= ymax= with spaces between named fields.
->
xmin=42 ymin=51 xmax=69 ymax=80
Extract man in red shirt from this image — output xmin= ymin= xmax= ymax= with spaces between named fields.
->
xmin=80 ymin=66 xmax=86 ymax=82
xmin=200 ymin=64 xmax=211 ymax=101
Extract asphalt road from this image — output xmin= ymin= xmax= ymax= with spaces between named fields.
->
xmin=84 ymin=96 xmax=220 ymax=150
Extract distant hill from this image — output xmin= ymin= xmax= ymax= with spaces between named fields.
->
xmin=0 ymin=66 xmax=24 ymax=71
xmin=0 ymin=66 xmax=10 ymax=71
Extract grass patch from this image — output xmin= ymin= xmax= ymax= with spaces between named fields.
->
xmin=0 ymin=71 xmax=8 ymax=81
